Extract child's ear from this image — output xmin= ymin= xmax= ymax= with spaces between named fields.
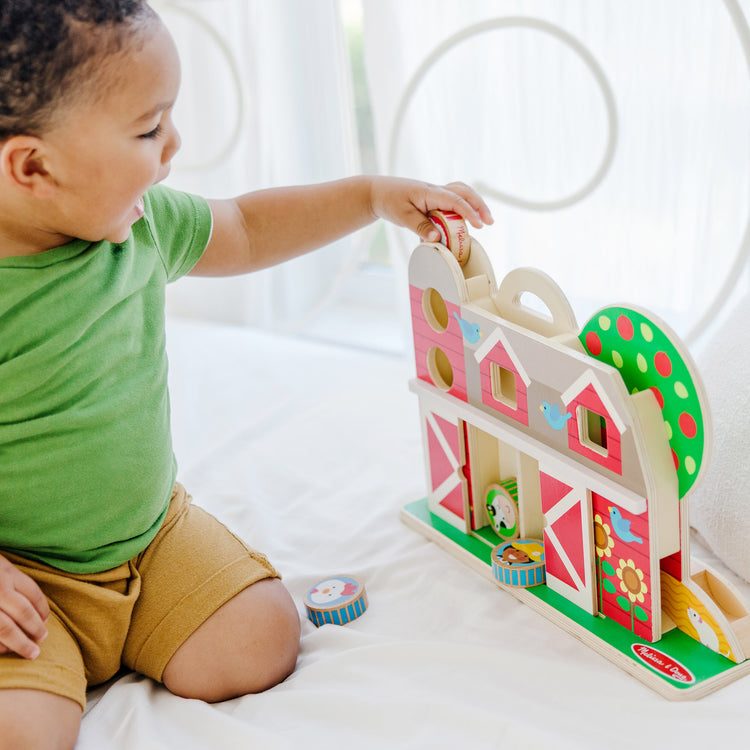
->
xmin=0 ymin=136 xmax=56 ymax=197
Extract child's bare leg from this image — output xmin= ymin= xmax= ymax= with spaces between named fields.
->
xmin=0 ymin=689 xmax=81 ymax=750
xmin=162 ymin=578 xmax=300 ymax=702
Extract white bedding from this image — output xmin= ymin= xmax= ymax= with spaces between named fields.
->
xmin=77 ymin=317 xmax=750 ymax=750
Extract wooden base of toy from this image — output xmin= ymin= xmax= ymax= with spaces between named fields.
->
xmin=401 ymin=498 xmax=750 ymax=700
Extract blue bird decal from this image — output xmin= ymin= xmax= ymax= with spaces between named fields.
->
xmin=453 ymin=312 xmax=482 ymax=343
xmin=540 ymin=401 xmax=572 ymax=430
xmin=608 ymin=506 xmax=643 ymax=544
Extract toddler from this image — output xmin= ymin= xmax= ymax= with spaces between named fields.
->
xmin=0 ymin=2 xmax=492 ymax=748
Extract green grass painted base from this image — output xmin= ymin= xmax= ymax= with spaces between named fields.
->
xmin=403 ymin=498 xmax=744 ymax=697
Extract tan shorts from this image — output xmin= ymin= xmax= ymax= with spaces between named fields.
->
xmin=0 ymin=484 xmax=279 ymax=711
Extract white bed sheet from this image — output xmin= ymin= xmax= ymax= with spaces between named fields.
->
xmin=77 ymin=318 xmax=750 ymax=750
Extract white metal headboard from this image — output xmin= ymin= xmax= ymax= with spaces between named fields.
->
xmin=386 ymin=1 xmax=750 ymax=346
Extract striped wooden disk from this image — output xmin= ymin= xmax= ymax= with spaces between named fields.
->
xmin=491 ymin=539 xmax=546 ymax=588
xmin=427 ymin=209 xmax=471 ymax=265
xmin=305 ymin=575 xmax=368 ymax=626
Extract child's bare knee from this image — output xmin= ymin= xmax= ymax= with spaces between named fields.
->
xmin=163 ymin=578 xmax=301 ymax=702
xmin=258 ymin=580 xmax=301 ymax=687
xmin=0 ymin=690 xmax=81 ymax=750
xmin=230 ymin=577 xmax=301 ymax=693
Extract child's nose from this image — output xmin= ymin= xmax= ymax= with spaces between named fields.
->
xmin=162 ymin=123 xmax=181 ymax=164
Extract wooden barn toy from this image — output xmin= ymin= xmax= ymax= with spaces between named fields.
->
xmin=401 ymin=210 xmax=750 ymax=699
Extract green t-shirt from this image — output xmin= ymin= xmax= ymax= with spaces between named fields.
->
xmin=0 ymin=185 xmax=212 ymax=573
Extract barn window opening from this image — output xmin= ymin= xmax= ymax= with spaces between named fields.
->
xmin=427 ymin=346 xmax=454 ymax=391
xmin=579 ymin=407 xmax=608 ymax=455
xmin=422 ymin=287 xmax=449 ymax=333
xmin=490 ymin=363 xmax=517 ymax=409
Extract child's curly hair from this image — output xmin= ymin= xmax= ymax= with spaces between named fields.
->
xmin=0 ymin=0 xmax=156 ymax=140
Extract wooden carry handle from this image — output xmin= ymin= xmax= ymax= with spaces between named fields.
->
xmin=493 ymin=267 xmax=578 ymax=338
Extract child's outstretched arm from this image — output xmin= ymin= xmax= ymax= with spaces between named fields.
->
xmin=190 ymin=176 xmax=493 ymax=277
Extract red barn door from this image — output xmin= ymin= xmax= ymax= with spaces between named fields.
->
xmin=422 ymin=405 xmax=470 ymax=532
xmin=540 ymin=471 xmax=597 ymax=614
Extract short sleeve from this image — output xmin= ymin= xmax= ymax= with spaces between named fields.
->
xmin=140 ymin=184 xmax=213 ymax=282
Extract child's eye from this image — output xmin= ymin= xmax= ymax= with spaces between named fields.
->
xmin=139 ymin=124 xmax=163 ymax=140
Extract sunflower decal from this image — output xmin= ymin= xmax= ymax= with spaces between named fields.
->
xmin=617 ymin=559 xmax=648 ymax=603
xmin=615 ymin=558 xmax=650 ymax=630
xmin=594 ymin=514 xmax=615 ymax=559
xmin=592 ymin=497 xmax=652 ymax=637
xmin=594 ymin=514 xmax=619 ymax=613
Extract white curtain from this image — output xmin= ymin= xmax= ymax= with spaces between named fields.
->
xmin=154 ymin=0 xmax=362 ymax=332
xmin=157 ymin=0 xmax=750 ymax=351
xmin=363 ymin=0 xmax=750 ymax=345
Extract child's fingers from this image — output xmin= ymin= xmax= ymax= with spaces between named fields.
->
xmin=0 ymin=600 xmax=45 ymax=659
xmin=0 ymin=557 xmax=49 ymax=658
xmin=14 ymin=571 xmax=50 ymax=624
xmin=411 ymin=184 xmax=492 ymax=241
xmin=371 ymin=176 xmax=493 ymax=239
xmin=413 ymin=182 xmax=493 ymax=236
xmin=442 ymin=181 xmax=494 ymax=227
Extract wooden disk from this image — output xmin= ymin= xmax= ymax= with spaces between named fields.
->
xmin=304 ymin=575 xmax=368 ymax=626
xmin=491 ymin=539 xmax=546 ymax=588
xmin=427 ymin=209 xmax=471 ymax=266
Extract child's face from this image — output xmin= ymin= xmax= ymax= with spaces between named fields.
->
xmin=41 ymin=19 xmax=181 ymax=246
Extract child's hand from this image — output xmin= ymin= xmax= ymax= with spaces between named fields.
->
xmin=0 ymin=554 xmax=49 ymax=659
xmin=368 ymin=177 xmax=494 ymax=242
